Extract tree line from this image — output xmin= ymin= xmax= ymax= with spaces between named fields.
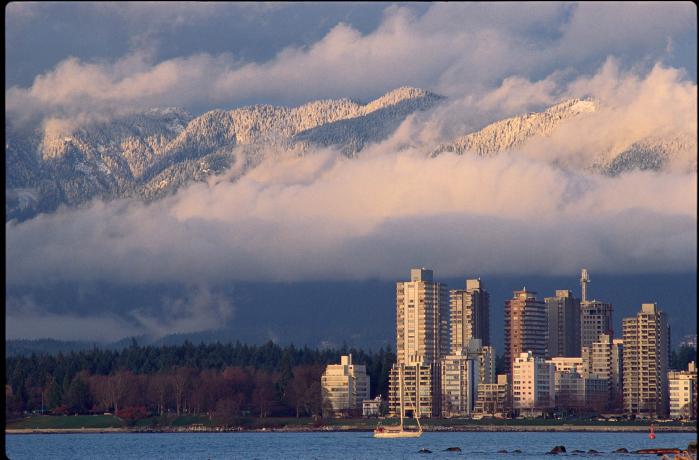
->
xmin=5 ymin=340 xmax=395 ymax=421
xmin=6 ymin=339 xmax=695 ymax=422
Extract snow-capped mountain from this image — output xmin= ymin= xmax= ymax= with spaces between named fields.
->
xmin=6 ymin=87 xmax=443 ymax=220
xmin=433 ymin=98 xmax=598 ymax=158
xmin=5 ymin=88 xmax=695 ymax=222
xmin=432 ymin=98 xmax=696 ymax=175
xmin=596 ymin=133 xmax=697 ymax=176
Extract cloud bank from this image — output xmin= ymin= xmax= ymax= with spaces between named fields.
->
xmin=6 ymin=2 xmax=696 ymax=128
xmin=7 ymin=59 xmax=697 ymax=287
xmin=7 ymin=153 xmax=695 ymax=285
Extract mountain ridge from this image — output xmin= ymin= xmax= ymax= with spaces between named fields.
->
xmin=6 ymin=88 xmax=695 ymax=222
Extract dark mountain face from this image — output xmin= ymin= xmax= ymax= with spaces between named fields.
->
xmin=6 ymin=273 xmax=696 ymax=356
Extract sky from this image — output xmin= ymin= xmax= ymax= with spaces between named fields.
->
xmin=5 ymin=2 xmax=698 ymax=347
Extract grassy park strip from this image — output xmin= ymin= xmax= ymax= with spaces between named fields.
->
xmin=6 ymin=415 xmax=697 ymax=433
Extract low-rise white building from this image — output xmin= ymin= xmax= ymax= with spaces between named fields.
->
xmin=321 ymin=354 xmax=370 ymax=417
xmin=388 ymin=363 xmax=435 ymax=418
xmin=362 ymin=395 xmax=383 ymax=417
xmin=512 ymin=351 xmax=555 ymax=414
xmin=547 ymin=354 xmax=610 ymax=413
xmin=669 ymin=361 xmax=697 ymax=420
xmin=474 ymin=374 xmax=510 ymax=417
xmin=440 ymin=349 xmax=478 ymax=417
xmin=553 ymin=367 xmax=586 ymax=410
xmin=549 ymin=357 xmax=586 ymax=376
xmin=439 ymin=339 xmax=495 ymax=417
xmin=582 ymin=334 xmax=624 ymax=411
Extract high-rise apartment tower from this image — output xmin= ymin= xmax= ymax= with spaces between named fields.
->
xmin=622 ymin=303 xmax=670 ymax=418
xmin=395 ymin=268 xmax=449 ymax=365
xmin=581 ymin=300 xmax=613 ymax=350
xmin=544 ymin=289 xmax=581 ymax=358
xmin=504 ymin=289 xmax=547 ymax=375
xmin=390 ymin=268 xmax=449 ymax=417
xmin=450 ymin=278 xmax=490 ymax=352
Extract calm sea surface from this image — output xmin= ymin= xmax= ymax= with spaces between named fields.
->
xmin=5 ymin=431 xmax=698 ymax=459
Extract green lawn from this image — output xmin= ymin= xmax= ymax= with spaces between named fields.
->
xmin=129 ymin=414 xmax=215 ymax=427
xmin=405 ymin=417 xmax=695 ymax=427
xmin=7 ymin=415 xmax=125 ymax=429
xmin=7 ymin=415 xmax=694 ymax=430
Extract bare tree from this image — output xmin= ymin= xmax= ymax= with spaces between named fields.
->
xmin=252 ymin=371 xmax=276 ymax=418
xmin=88 ymin=375 xmax=111 ymax=413
xmin=214 ymin=398 xmax=240 ymax=427
xmin=147 ymin=373 xmax=172 ymax=416
xmin=107 ymin=370 xmax=130 ymax=415
xmin=288 ymin=365 xmax=324 ymax=417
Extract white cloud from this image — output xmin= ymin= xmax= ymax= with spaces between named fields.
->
xmin=6 ymin=58 xmax=697 ymax=287
xmin=6 ymin=2 xmax=695 ymax=129
xmin=6 ymin=147 xmax=696 ymax=285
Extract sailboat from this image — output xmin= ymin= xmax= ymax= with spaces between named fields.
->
xmin=373 ymin=366 xmax=423 ymax=438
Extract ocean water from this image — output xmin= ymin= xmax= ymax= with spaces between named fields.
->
xmin=5 ymin=431 xmax=697 ymax=459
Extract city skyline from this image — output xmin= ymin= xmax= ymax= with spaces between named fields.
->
xmin=385 ymin=267 xmax=691 ymax=419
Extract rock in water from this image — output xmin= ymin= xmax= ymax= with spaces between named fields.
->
xmin=549 ymin=445 xmax=566 ymax=454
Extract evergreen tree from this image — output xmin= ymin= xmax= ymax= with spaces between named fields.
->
xmin=670 ymin=345 xmax=697 ymax=370
xmin=277 ymin=350 xmax=294 ymax=401
xmin=46 ymin=378 xmax=63 ymax=410
xmin=65 ymin=377 xmax=92 ymax=413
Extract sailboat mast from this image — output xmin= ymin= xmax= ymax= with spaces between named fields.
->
xmin=399 ymin=366 xmax=404 ymax=430
xmin=414 ymin=368 xmax=422 ymax=432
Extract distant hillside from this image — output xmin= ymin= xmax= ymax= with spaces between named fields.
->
xmin=6 ymin=338 xmax=104 ymax=356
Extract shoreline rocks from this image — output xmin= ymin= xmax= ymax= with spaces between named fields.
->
xmin=548 ymin=445 xmax=566 ymax=454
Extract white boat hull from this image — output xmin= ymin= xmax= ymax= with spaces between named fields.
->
xmin=374 ymin=366 xmax=423 ymax=439
xmin=373 ymin=430 xmax=422 ymax=438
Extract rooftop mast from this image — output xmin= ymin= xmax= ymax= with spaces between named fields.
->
xmin=580 ymin=268 xmax=590 ymax=303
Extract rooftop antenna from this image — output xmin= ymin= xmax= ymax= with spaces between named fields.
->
xmin=581 ymin=269 xmax=590 ymax=303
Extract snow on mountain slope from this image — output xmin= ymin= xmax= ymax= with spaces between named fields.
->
xmin=432 ymin=98 xmax=696 ymax=175
xmin=6 ymin=87 xmax=442 ymax=220
xmin=432 ymin=98 xmax=598 ymax=158
xmin=597 ymin=133 xmax=697 ymax=176
xmin=5 ymin=88 xmax=695 ymax=222
xmin=293 ymin=88 xmax=443 ymax=157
